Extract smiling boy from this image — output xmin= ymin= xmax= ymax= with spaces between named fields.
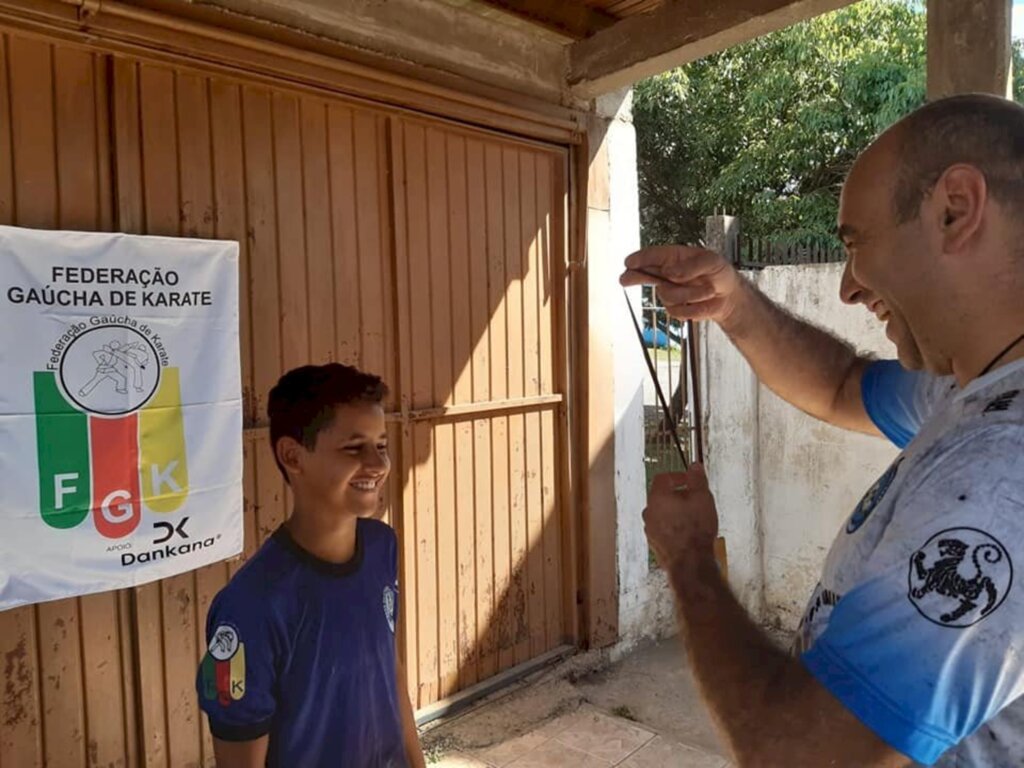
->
xmin=197 ymin=363 xmax=424 ymax=767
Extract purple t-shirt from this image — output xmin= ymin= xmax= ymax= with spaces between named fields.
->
xmin=197 ymin=518 xmax=406 ymax=767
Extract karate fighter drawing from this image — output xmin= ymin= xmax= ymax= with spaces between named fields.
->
xmin=78 ymin=339 xmax=149 ymax=398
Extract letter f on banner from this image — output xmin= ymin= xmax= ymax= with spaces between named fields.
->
xmin=34 ymin=372 xmax=90 ymax=529
xmin=54 ymin=474 xmax=79 ymax=510
xmin=140 ymin=367 xmax=189 ymax=512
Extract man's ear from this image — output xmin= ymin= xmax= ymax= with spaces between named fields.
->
xmin=275 ymin=437 xmax=305 ymax=480
xmin=935 ymin=164 xmax=987 ymax=253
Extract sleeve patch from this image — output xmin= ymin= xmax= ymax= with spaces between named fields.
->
xmin=200 ymin=623 xmax=247 ymax=705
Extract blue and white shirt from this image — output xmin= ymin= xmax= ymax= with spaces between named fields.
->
xmin=798 ymin=358 xmax=1024 ymax=767
xmin=196 ymin=518 xmax=407 ymax=767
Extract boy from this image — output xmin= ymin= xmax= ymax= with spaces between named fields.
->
xmin=197 ymin=363 xmax=425 ymax=767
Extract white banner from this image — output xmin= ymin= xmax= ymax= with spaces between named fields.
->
xmin=0 ymin=226 xmax=243 ymax=611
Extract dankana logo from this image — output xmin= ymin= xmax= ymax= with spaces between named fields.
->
xmin=34 ymin=319 xmax=189 ymax=540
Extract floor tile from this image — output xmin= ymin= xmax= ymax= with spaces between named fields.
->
xmin=618 ymin=736 xmax=728 ymax=768
xmin=471 ymin=729 xmax=554 ymax=767
xmin=431 ymin=752 xmax=493 ymax=768
xmin=527 ymin=711 xmax=579 ymax=742
xmin=506 ymin=740 xmax=612 ymax=768
xmin=553 ymin=708 xmax=655 ymax=763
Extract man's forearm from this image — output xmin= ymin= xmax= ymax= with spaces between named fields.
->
xmin=668 ymin=556 xmax=910 ymax=768
xmin=668 ymin=556 xmax=790 ymax=763
xmin=720 ymin=278 xmax=874 ymax=433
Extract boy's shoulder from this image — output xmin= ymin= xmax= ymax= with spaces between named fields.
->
xmin=211 ymin=521 xmax=396 ymax=614
xmin=360 ymin=517 xmax=398 ymax=565
xmin=360 ymin=516 xmax=397 ymax=544
xmin=212 ymin=529 xmax=297 ymax=613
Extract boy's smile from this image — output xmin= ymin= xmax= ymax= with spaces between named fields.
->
xmin=289 ymin=402 xmax=391 ymax=518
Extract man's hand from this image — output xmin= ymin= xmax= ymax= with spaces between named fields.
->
xmin=649 ymin=469 xmax=909 ymax=768
xmin=624 ymin=245 xmax=882 ymax=437
xmin=644 ymin=464 xmax=718 ymax=570
xmin=620 ymin=246 xmax=744 ymax=324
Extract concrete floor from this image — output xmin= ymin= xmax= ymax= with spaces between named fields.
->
xmin=421 ymin=638 xmax=734 ymax=768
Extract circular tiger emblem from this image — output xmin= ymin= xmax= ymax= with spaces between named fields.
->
xmin=908 ymin=528 xmax=1013 ymax=628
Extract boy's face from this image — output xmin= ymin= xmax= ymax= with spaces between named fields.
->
xmin=292 ymin=402 xmax=390 ymax=518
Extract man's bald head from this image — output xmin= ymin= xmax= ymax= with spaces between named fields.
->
xmin=888 ymin=93 xmax=1024 ymax=223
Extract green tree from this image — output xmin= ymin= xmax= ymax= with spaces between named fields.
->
xmin=635 ymin=0 xmax=1024 ymax=247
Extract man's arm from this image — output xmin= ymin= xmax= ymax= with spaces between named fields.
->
xmin=622 ymin=246 xmax=880 ymax=435
xmin=645 ymin=469 xmax=908 ymax=768
xmin=212 ymin=735 xmax=269 ymax=767
xmin=671 ymin=557 xmax=906 ymax=767
xmin=717 ymin=277 xmax=878 ymax=434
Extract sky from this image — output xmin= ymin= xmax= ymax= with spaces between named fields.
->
xmin=1015 ymin=0 xmax=1024 ymax=41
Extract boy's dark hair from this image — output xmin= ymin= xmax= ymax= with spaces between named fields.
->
xmin=267 ymin=363 xmax=389 ymax=482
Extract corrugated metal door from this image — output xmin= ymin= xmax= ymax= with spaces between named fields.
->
xmin=110 ymin=58 xmax=402 ymax=767
xmin=389 ymin=118 xmax=573 ymax=709
xmin=0 ymin=35 xmax=142 ymax=768
xmin=0 ymin=30 xmax=574 ymax=766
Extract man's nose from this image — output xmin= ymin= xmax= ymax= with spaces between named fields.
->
xmin=840 ymin=259 xmax=866 ymax=305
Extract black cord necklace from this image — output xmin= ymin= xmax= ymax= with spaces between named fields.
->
xmin=979 ymin=331 xmax=1024 ymax=377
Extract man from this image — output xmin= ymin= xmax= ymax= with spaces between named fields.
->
xmin=621 ymin=94 xmax=1024 ymax=766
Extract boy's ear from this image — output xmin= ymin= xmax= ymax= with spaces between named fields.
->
xmin=275 ymin=437 xmax=305 ymax=480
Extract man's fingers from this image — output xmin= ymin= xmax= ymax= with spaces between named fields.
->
xmin=625 ymin=245 xmax=707 ymax=271
xmin=662 ymin=295 xmax=731 ymax=322
xmin=683 ymin=463 xmax=708 ymax=491
xmin=649 ymin=467 xmax=707 ymax=499
xmin=656 ymin=281 xmax=718 ymax=306
xmin=662 ymin=251 xmax=730 ymax=284
xmin=619 ymin=269 xmax=674 ymax=288
xmin=624 ymin=247 xmax=726 ymax=284
xmin=650 ymin=472 xmax=688 ymax=494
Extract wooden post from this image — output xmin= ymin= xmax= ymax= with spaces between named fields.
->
xmin=927 ymin=0 xmax=1013 ymax=99
xmin=704 ymin=213 xmax=739 ymax=264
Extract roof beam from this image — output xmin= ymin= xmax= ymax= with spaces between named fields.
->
xmin=478 ymin=0 xmax=617 ymax=40
xmin=568 ymin=0 xmax=856 ymax=97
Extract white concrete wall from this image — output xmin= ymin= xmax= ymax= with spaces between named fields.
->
xmin=702 ymin=319 xmax=763 ymax=616
xmin=703 ymin=264 xmax=899 ymax=631
xmin=593 ymin=90 xmax=676 ymax=649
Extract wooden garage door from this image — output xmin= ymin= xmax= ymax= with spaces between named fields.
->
xmin=109 ymin=58 xmax=403 ymax=766
xmin=0 ymin=30 xmax=574 ymax=768
xmin=0 ymin=35 xmax=141 ymax=768
xmin=389 ymin=118 xmax=573 ymax=708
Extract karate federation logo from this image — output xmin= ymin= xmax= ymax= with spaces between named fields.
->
xmin=34 ymin=319 xmax=189 ymax=539
xmin=61 ymin=325 xmax=160 ymax=415
xmin=201 ymin=624 xmax=246 ymax=705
